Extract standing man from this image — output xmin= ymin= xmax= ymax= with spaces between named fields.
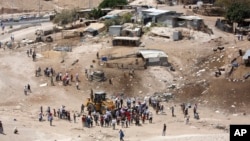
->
xmin=49 ymin=113 xmax=53 ymax=126
xmin=76 ymin=82 xmax=79 ymax=90
xmin=27 ymin=84 xmax=31 ymax=92
xmin=186 ymin=115 xmax=190 ymax=125
xmin=112 ymin=118 xmax=116 ymax=130
xmin=76 ymin=73 xmax=79 ymax=82
xmin=162 ymin=123 xmax=166 ymax=136
xmin=39 ymin=112 xmax=43 ymax=121
xmin=73 ymin=113 xmax=76 ymax=123
xmin=119 ymin=129 xmax=124 ymax=141
xmin=32 ymin=51 xmax=36 ymax=61
xmin=81 ymin=104 xmax=85 ymax=113
xmin=40 ymin=106 xmax=43 ymax=114
xmin=0 ymin=121 xmax=3 ymax=134
xmin=96 ymin=52 xmax=99 ymax=59
xmin=51 ymin=76 xmax=54 ymax=86
xmin=171 ymin=106 xmax=175 ymax=117
xmin=109 ymin=78 xmax=112 ymax=85
xmin=24 ymin=85 xmax=28 ymax=95
xmin=193 ymin=103 xmax=197 ymax=117
xmin=90 ymin=89 xmax=94 ymax=101
xmin=27 ymin=50 xmax=30 ymax=57
xmin=81 ymin=115 xmax=85 ymax=128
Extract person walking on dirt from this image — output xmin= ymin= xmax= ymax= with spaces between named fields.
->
xmin=112 ymin=118 xmax=116 ymax=130
xmin=76 ymin=82 xmax=79 ymax=90
xmin=27 ymin=84 xmax=31 ymax=92
xmin=32 ymin=51 xmax=36 ymax=61
xmin=73 ymin=113 xmax=76 ymax=123
xmin=186 ymin=115 xmax=190 ymax=125
xmin=81 ymin=104 xmax=85 ymax=113
xmin=59 ymin=72 xmax=62 ymax=81
xmin=40 ymin=106 xmax=43 ymax=114
xmin=48 ymin=113 xmax=53 ymax=126
xmin=119 ymin=129 xmax=125 ymax=141
xmin=162 ymin=123 xmax=166 ymax=136
xmin=109 ymin=79 xmax=112 ymax=85
xmin=171 ymin=106 xmax=175 ymax=117
xmin=193 ymin=103 xmax=197 ymax=117
xmin=24 ymin=85 xmax=28 ymax=95
xmin=27 ymin=50 xmax=29 ymax=57
xmin=30 ymin=48 xmax=32 ymax=55
xmin=96 ymin=52 xmax=99 ymax=59
xmin=0 ymin=121 xmax=4 ymax=134
xmin=90 ymin=89 xmax=94 ymax=101
xmin=39 ymin=112 xmax=43 ymax=121
xmin=76 ymin=73 xmax=79 ymax=82
xmin=70 ymin=74 xmax=73 ymax=82
xmin=10 ymin=34 xmax=14 ymax=42
xmin=82 ymin=115 xmax=86 ymax=127
xmin=51 ymin=76 xmax=54 ymax=86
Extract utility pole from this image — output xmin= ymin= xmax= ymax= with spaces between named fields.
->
xmin=12 ymin=0 xmax=14 ymax=19
xmin=1 ymin=0 xmax=3 ymax=20
xmin=89 ymin=0 xmax=91 ymax=9
xmin=38 ymin=0 xmax=41 ymax=27
xmin=38 ymin=0 xmax=40 ymax=18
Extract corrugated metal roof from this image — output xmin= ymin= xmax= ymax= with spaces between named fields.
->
xmin=178 ymin=16 xmax=203 ymax=20
xmin=142 ymin=8 xmax=171 ymax=13
xmin=110 ymin=25 xmax=123 ymax=28
xmin=113 ymin=36 xmax=140 ymax=41
xmin=139 ymin=49 xmax=168 ymax=58
xmin=243 ymin=49 xmax=250 ymax=60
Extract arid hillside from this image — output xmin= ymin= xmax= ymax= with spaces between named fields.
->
xmin=0 ymin=0 xmax=103 ymax=14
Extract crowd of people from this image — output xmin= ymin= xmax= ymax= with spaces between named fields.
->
xmin=34 ymin=66 xmax=81 ymax=89
xmin=81 ymin=96 xmax=155 ymax=129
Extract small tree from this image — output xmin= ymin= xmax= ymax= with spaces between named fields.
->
xmin=99 ymin=0 xmax=128 ymax=8
xmin=226 ymin=2 xmax=250 ymax=23
xmin=89 ymin=8 xmax=105 ymax=19
xmin=121 ymin=13 xmax=132 ymax=23
xmin=104 ymin=13 xmax=132 ymax=28
xmin=53 ymin=9 xmax=78 ymax=26
xmin=216 ymin=0 xmax=250 ymax=9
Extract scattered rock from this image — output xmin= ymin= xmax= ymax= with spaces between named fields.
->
xmin=214 ymin=124 xmax=227 ymax=131
xmin=39 ymin=83 xmax=48 ymax=87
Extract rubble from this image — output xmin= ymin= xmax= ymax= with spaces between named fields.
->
xmin=152 ymin=92 xmax=173 ymax=102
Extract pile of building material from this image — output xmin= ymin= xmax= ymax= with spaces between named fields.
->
xmin=151 ymin=92 xmax=173 ymax=102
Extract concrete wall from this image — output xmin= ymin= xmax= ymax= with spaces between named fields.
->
xmin=146 ymin=57 xmax=168 ymax=66
xmin=109 ymin=26 xmax=122 ymax=36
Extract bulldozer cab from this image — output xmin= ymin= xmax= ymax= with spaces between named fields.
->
xmin=94 ymin=91 xmax=106 ymax=103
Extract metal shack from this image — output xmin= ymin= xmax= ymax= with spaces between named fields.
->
xmin=137 ymin=49 xmax=168 ymax=66
xmin=243 ymin=49 xmax=250 ymax=66
xmin=141 ymin=8 xmax=179 ymax=27
xmin=176 ymin=16 xmax=204 ymax=30
xmin=112 ymin=36 xmax=140 ymax=47
xmin=109 ymin=25 xmax=123 ymax=36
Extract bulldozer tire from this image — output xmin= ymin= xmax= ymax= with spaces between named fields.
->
xmin=87 ymin=103 xmax=95 ymax=112
xmin=101 ymin=106 xmax=107 ymax=114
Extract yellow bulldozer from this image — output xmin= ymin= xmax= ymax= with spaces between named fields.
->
xmin=85 ymin=91 xmax=115 ymax=114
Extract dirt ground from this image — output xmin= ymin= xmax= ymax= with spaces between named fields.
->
xmin=0 ymin=1 xmax=250 ymax=141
